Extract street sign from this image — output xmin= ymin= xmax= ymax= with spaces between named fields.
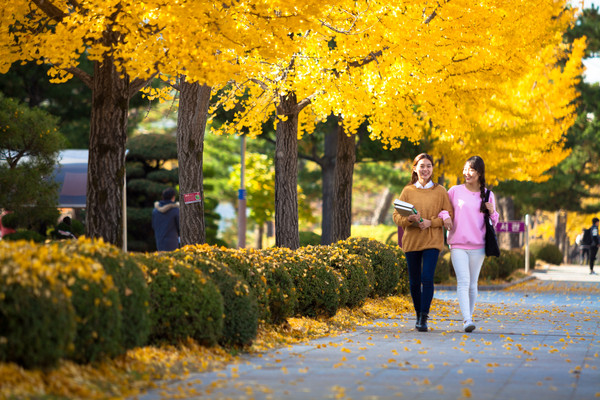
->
xmin=495 ymin=221 xmax=525 ymax=233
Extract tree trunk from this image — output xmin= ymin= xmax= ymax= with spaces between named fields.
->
xmin=320 ymin=127 xmax=337 ymax=245
xmin=177 ymin=79 xmax=211 ymax=246
xmin=371 ymin=188 xmax=395 ymax=225
xmin=555 ymin=210 xmax=568 ymax=262
xmin=332 ymin=120 xmax=356 ymax=242
xmin=255 ymin=223 xmax=264 ymax=249
xmin=85 ymin=59 xmax=130 ymax=247
xmin=274 ymin=93 xmax=300 ymax=249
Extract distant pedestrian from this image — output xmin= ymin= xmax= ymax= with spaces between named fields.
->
xmin=393 ymin=153 xmax=454 ymax=332
xmin=439 ymin=156 xmax=499 ymax=333
xmin=589 ymin=217 xmax=599 ymax=275
xmin=152 ymin=187 xmax=180 ymax=251
xmin=577 ymin=227 xmax=591 ymax=265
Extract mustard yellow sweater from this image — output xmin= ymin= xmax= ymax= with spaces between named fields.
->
xmin=393 ymin=183 xmax=454 ymax=252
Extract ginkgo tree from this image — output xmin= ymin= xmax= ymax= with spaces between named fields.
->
xmin=0 ymin=0 xmax=352 ymax=247
xmin=211 ymin=0 xmax=582 ymax=248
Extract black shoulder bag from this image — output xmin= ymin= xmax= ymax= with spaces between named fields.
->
xmin=484 ymin=189 xmax=500 ymax=257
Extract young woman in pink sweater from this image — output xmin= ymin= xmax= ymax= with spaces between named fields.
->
xmin=440 ymin=156 xmax=499 ymax=332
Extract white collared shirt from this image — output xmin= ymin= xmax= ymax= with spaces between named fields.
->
xmin=415 ymin=180 xmax=434 ymax=189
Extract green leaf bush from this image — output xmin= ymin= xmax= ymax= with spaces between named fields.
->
xmin=61 ymin=239 xmax=151 ymax=351
xmin=242 ymin=248 xmax=298 ymax=325
xmin=138 ymin=254 xmax=224 ymax=346
xmin=434 ymin=250 xmax=452 ymax=284
xmin=182 ymin=244 xmax=271 ymax=323
xmin=298 ymin=245 xmax=374 ymax=308
xmin=529 ymin=240 xmax=563 ymax=265
xmin=335 ymin=237 xmax=401 ymax=297
xmin=0 ymin=241 xmax=76 ymax=369
xmin=263 ymin=247 xmax=341 ymax=318
xmin=177 ymin=249 xmax=259 ymax=346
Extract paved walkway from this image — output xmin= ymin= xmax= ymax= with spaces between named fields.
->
xmin=137 ymin=264 xmax=600 ymax=400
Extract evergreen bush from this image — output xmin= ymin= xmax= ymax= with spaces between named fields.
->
xmin=2 ymin=230 xmax=45 ymax=243
xmin=434 ymin=250 xmax=451 ymax=284
xmin=177 ymin=250 xmax=259 ymax=346
xmin=61 ymin=239 xmax=152 ymax=351
xmin=181 ymin=244 xmax=271 ymax=323
xmin=243 ymin=248 xmax=298 ymax=324
xmin=298 ymin=245 xmax=374 ymax=308
xmin=140 ymin=254 xmax=224 ymax=346
xmin=0 ymin=241 xmax=76 ymax=369
xmin=335 ymin=237 xmax=401 ymax=297
xmin=529 ymin=240 xmax=563 ymax=265
xmin=263 ymin=248 xmax=341 ymax=318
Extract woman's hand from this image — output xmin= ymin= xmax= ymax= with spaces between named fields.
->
xmin=408 ymin=212 xmax=422 ymax=223
xmin=485 ymin=202 xmax=495 ymax=214
xmin=419 ymin=219 xmax=432 ymax=230
xmin=443 ymin=217 xmax=453 ymax=231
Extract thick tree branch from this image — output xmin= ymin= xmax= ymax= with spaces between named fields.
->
xmin=65 ymin=67 xmax=93 ymax=89
xmin=31 ymin=0 xmax=67 ymax=21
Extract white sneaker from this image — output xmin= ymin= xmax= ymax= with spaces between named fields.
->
xmin=463 ymin=319 xmax=475 ymax=332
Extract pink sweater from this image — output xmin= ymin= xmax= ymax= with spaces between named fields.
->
xmin=440 ymin=185 xmax=499 ymax=250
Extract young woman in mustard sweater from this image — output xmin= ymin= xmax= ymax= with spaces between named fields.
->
xmin=393 ymin=153 xmax=453 ymax=332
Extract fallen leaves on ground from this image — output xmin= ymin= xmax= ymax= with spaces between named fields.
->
xmin=0 ymin=295 xmax=414 ymax=399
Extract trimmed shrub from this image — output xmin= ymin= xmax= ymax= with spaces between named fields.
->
xmin=140 ymin=254 xmax=224 ymax=346
xmin=242 ymin=248 xmax=298 ymax=324
xmin=389 ymin=245 xmax=409 ymax=295
xmin=61 ymin=239 xmax=151 ymax=350
xmin=263 ymin=247 xmax=341 ymax=318
xmin=3 ymin=230 xmax=45 ymax=243
xmin=298 ymin=245 xmax=374 ymax=308
xmin=177 ymin=249 xmax=259 ymax=346
xmin=67 ymin=266 xmax=122 ymax=364
xmin=181 ymin=244 xmax=271 ymax=323
xmin=335 ymin=237 xmax=401 ymax=297
xmin=529 ymin=240 xmax=563 ymax=265
xmin=434 ymin=250 xmax=452 ymax=284
xmin=299 ymin=231 xmax=321 ymax=246
xmin=0 ymin=241 xmax=77 ymax=369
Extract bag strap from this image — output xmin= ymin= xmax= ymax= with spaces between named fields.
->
xmin=483 ymin=189 xmax=491 ymax=217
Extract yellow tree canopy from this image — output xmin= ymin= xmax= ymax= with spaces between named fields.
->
xmin=211 ymin=0 xmax=581 ymax=179
xmin=431 ymin=38 xmax=586 ymax=184
xmin=0 ymin=1 xmax=352 ymax=85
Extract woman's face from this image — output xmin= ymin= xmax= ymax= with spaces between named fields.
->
xmin=414 ymin=158 xmax=433 ymax=182
xmin=463 ymin=163 xmax=480 ymax=185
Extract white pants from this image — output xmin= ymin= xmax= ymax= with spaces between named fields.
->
xmin=450 ymin=248 xmax=486 ymax=321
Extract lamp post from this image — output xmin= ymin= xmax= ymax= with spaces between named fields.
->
xmin=238 ymin=135 xmax=246 ymax=248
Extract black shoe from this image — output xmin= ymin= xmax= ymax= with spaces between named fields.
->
xmin=415 ymin=312 xmax=422 ymax=331
xmin=417 ymin=312 xmax=428 ymax=332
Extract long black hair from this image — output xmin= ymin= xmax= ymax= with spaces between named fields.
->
xmin=465 ymin=156 xmax=487 ymax=213
xmin=410 ymin=153 xmax=434 ymax=184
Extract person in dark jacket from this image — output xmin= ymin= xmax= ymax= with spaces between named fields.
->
xmin=152 ymin=187 xmax=180 ymax=251
xmin=590 ymin=217 xmax=599 ymax=275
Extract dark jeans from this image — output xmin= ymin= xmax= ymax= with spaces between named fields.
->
xmin=405 ymin=249 xmax=440 ymax=315
xmin=591 ymin=246 xmax=598 ymax=272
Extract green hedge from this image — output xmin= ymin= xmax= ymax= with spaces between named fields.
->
xmin=298 ymin=245 xmax=374 ymax=308
xmin=529 ymin=240 xmax=562 ymax=265
xmin=0 ymin=242 xmax=76 ymax=368
xmin=176 ymin=249 xmax=259 ymax=346
xmin=139 ymin=254 xmax=224 ymax=346
xmin=263 ymin=247 xmax=342 ymax=318
xmin=336 ymin=237 xmax=402 ymax=297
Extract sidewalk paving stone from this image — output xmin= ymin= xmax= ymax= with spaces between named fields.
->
xmin=136 ymin=264 xmax=600 ymax=400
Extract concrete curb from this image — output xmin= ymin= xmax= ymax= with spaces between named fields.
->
xmin=436 ymin=274 xmax=536 ymax=291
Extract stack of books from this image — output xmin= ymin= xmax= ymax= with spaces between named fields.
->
xmin=393 ymin=199 xmax=423 ymax=223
